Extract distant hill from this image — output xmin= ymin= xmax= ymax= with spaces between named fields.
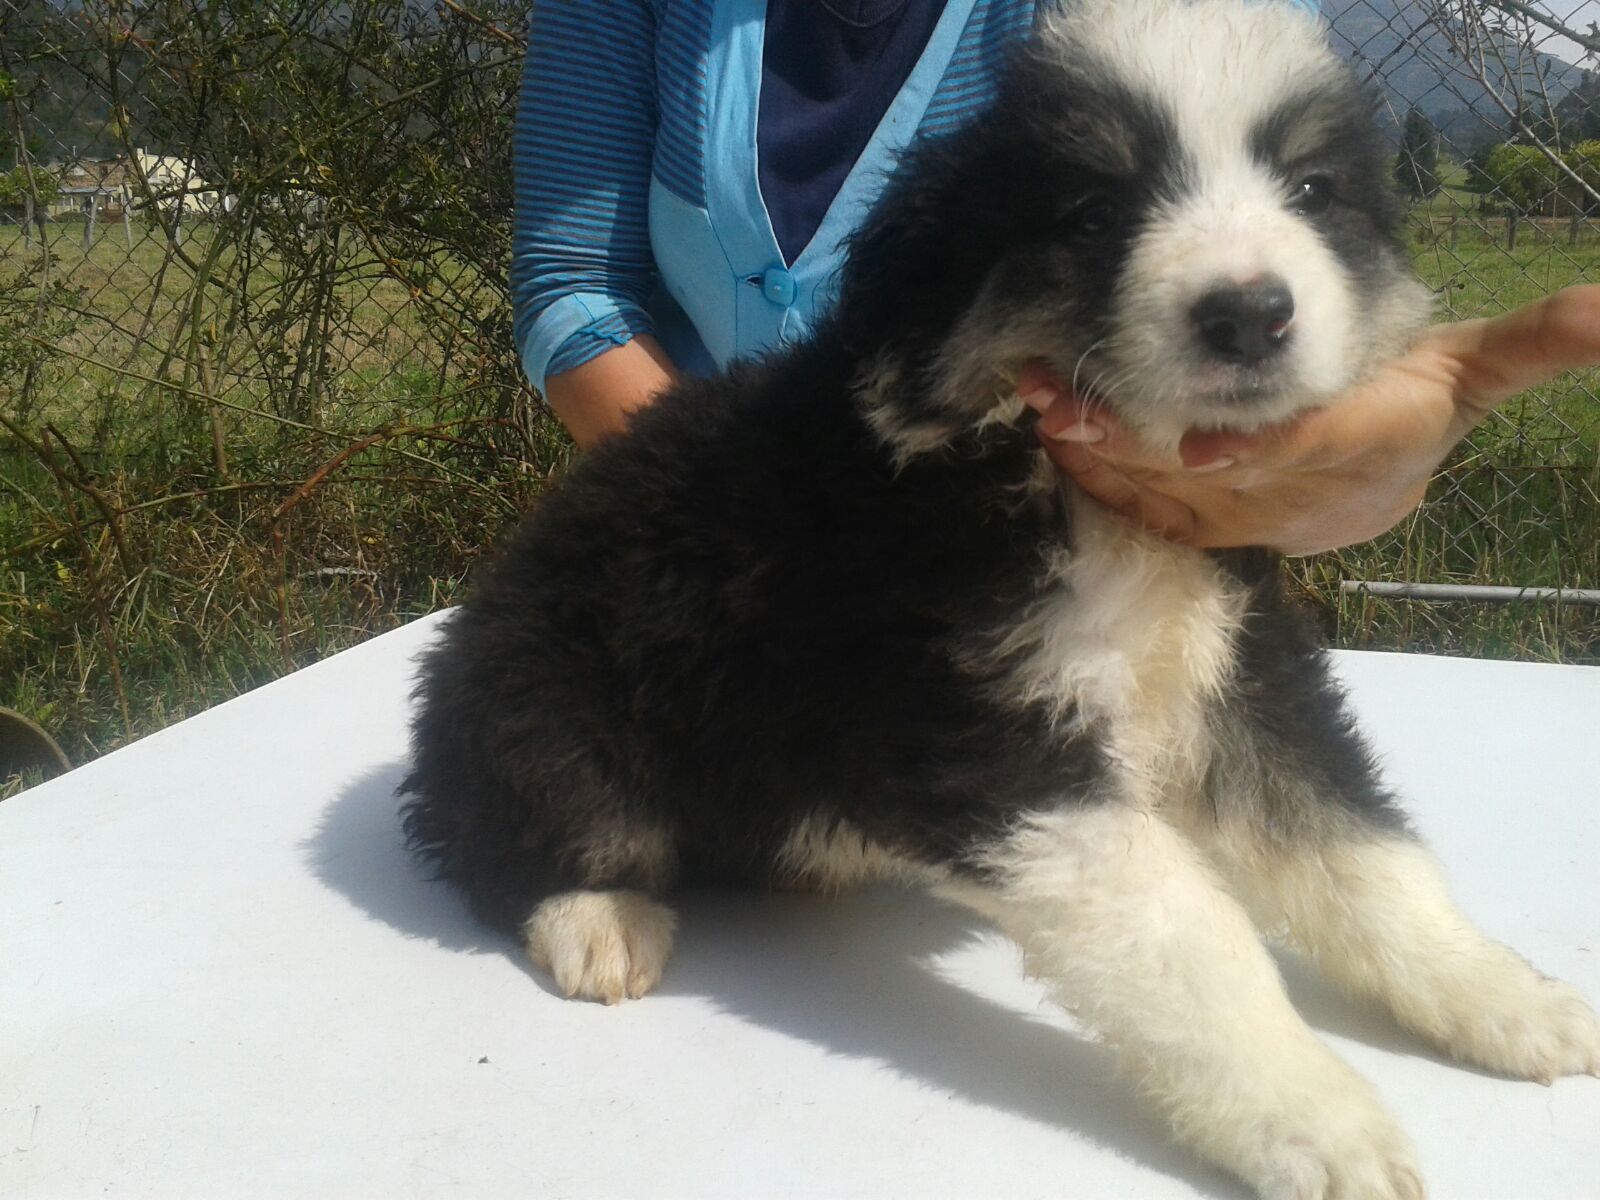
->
xmin=1325 ymin=0 xmax=1587 ymax=151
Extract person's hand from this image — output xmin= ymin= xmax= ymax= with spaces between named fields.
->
xmin=1022 ymin=284 xmax=1600 ymax=556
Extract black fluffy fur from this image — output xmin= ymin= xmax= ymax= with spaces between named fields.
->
xmin=401 ymin=21 xmax=1410 ymax=935
xmin=402 ymin=352 xmax=1112 ymax=929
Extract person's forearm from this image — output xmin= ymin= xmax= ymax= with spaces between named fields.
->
xmin=544 ymin=335 xmax=679 ymax=449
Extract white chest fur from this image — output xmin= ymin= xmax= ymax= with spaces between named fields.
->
xmin=989 ymin=492 xmax=1248 ymax=804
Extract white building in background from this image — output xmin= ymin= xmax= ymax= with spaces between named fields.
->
xmin=131 ymin=148 xmax=235 ymax=215
xmin=36 ymin=148 xmax=235 ymax=222
xmin=45 ymin=157 xmax=131 ymax=220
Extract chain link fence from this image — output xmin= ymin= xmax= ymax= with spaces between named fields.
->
xmin=1314 ymin=0 xmax=1599 ymax=657
xmin=1 ymin=0 xmax=559 ymax=776
xmin=2 ymin=0 xmax=1597 ymax=781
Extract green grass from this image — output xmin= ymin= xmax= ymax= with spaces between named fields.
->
xmin=1 ymin=218 xmax=460 ymax=442
xmin=2 ymin=215 xmax=558 ymax=793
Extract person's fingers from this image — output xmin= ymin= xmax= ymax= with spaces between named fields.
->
xmin=1047 ymin=438 xmax=1199 ymax=542
xmin=1036 ymin=395 xmax=1206 ymax=469
xmin=1177 ymin=425 xmax=1275 ymax=470
xmin=1419 ymin=283 xmax=1600 ymax=412
xmin=1030 ymin=370 xmax=1343 ymax=474
xmin=1015 ymin=361 xmax=1064 ymax=412
xmin=1033 ymin=388 xmax=1110 ymax=444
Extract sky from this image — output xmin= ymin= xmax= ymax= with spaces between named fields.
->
xmin=1530 ymin=0 xmax=1600 ymax=64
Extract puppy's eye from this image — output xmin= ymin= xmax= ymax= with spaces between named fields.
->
xmin=1068 ymin=194 xmax=1121 ymax=238
xmin=1293 ymin=175 xmax=1335 ymax=217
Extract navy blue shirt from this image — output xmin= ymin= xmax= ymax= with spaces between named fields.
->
xmin=759 ymin=0 xmax=946 ymax=265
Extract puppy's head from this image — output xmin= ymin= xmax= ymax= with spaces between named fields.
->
xmin=839 ymin=0 xmax=1431 ymax=460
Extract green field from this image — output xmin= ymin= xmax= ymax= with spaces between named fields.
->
xmin=1 ymin=217 xmax=556 ymax=791
xmin=0 ymin=219 xmax=469 ymax=436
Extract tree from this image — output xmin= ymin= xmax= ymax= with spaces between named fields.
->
xmin=1561 ymin=140 xmax=1600 ymax=214
xmin=1555 ymin=71 xmax=1600 ymax=144
xmin=1480 ymin=143 xmax=1561 ymax=211
xmin=0 ymin=163 xmax=59 ymax=248
xmin=1394 ymin=107 xmax=1442 ymax=200
xmin=0 ymin=164 xmax=59 ymax=208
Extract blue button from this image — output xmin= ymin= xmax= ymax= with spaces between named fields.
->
xmin=761 ymin=266 xmax=797 ymax=307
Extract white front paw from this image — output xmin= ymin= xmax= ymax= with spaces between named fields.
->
xmin=1253 ymin=1119 xmax=1423 ymax=1200
xmin=523 ymin=890 xmax=677 ymax=1004
xmin=1421 ymin=955 xmax=1600 ymax=1083
xmin=1222 ymin=1058 xmax=1423 ymax=1200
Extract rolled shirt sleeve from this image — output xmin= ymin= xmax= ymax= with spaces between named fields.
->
xmin=511 ymin=1 xmax=662 ymax=395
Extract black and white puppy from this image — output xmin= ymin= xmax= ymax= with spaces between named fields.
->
xmin=403 ymin=2 xmax=1600 ymax=1195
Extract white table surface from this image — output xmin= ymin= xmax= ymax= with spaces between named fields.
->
xmin=2 ymin=612 xmax=1597 ymax=1200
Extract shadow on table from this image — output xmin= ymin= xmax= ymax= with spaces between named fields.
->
xmin=670 ymin=886 xmax=1256 ymax=1198
xmin=305 ymin=760 xmax=521 ymax=961
xmin=307 ymin=762 xmax=1458 ymax=1199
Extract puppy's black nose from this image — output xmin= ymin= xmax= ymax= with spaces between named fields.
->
xmin=1191 ymin=279 xmax=1295 ymax=365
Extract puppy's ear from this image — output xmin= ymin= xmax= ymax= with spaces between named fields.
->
xmin=834 ymin=124 xmax=1012 ymax=372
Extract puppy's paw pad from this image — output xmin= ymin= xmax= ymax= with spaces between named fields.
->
xmin=524 ymin=890 xmax=677 ymax=1004
xmin=1427 ymin=959 xmax=1600 ymax=1081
